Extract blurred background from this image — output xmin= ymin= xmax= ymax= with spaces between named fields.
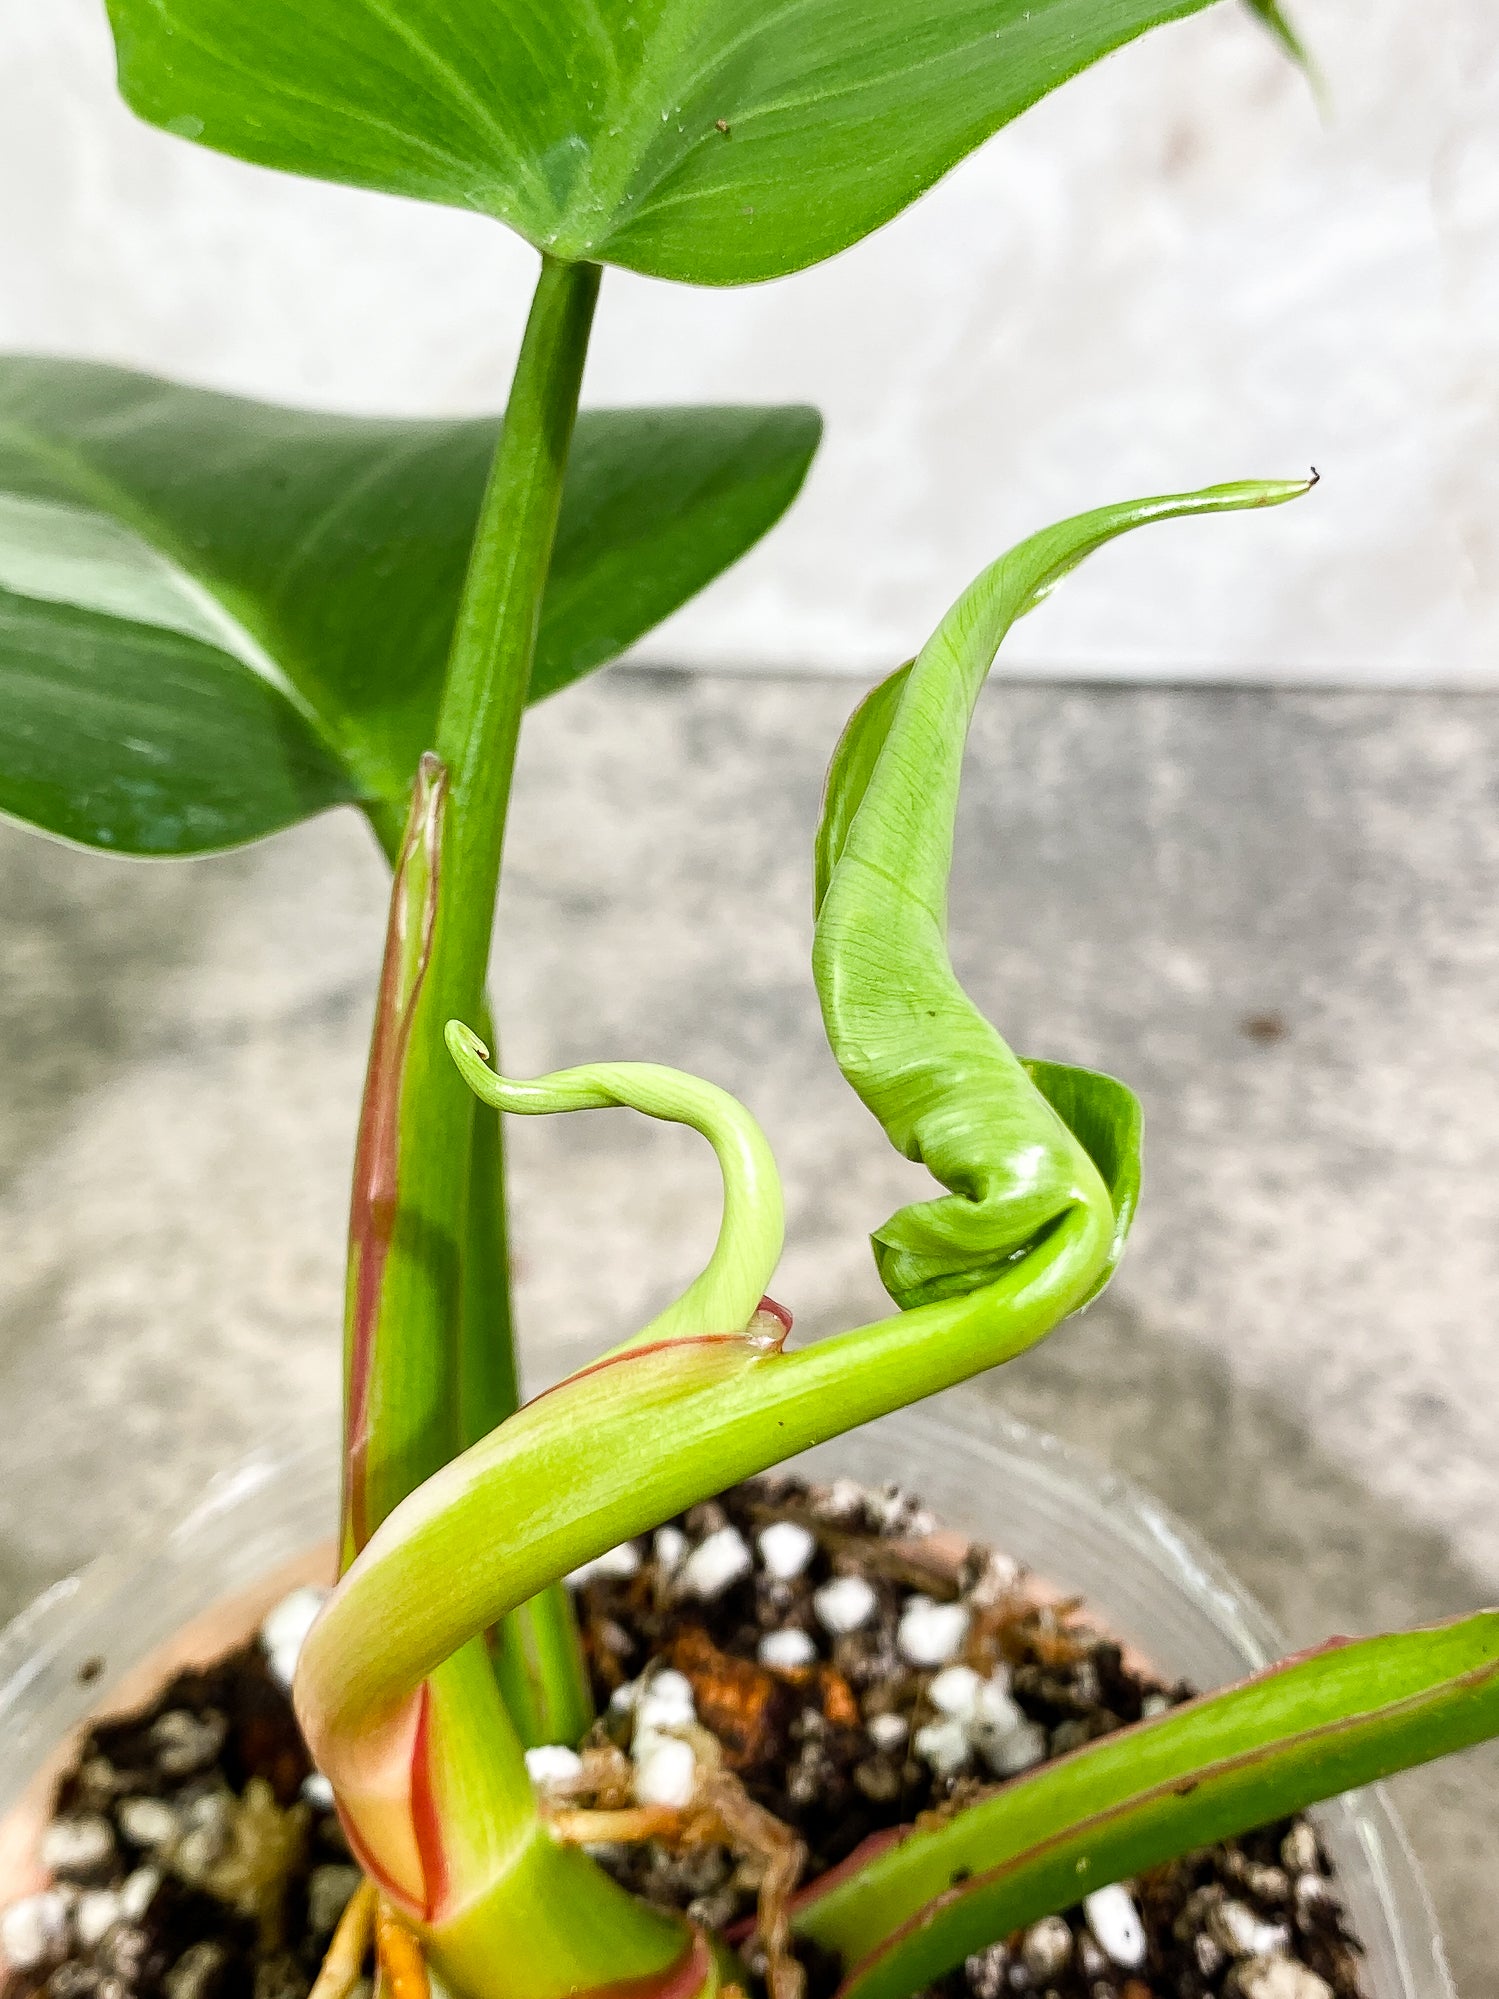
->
xmin=2 ymin=0 xmax=1498 ymax=1988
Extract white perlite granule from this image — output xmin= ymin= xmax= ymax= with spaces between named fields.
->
xmin=866 ymin=1711 xmax=908 ymax=1750
xmin=74 ymin=1891 xmax=121 ymax=1949
xmin=39 ymin=1816 xmax=114 ymax=1880
xmin=117 ymin=1798 xmax=179 ymax=1850
xmin=524 ymin=1745 xmax=584 ymax=1793
xmin=568 ymin=1542 xmax=644 ymax=1588
xmin=926 ymin=1665 xmax=982 ymax=1715
xmin=1083 ymin=1884 xmax=1148 ymax=1969
xmin=634 ymin=1670 xmax=695 ymax=1733
xmin=1020 ymin=1916 xmax=1073 ymax=1980
xmin=1210 ymin=1898 xmax=1292 ymax=1960
xmin=913 ymin=1716 xmax=973 ymax=1776
xmin=758 ymin=1628 xmax=818 ymax=1670
xmin=653 ymin=1527 xmax=688 ymax=1574
xmin=820 ymin=1480 xmax=866 ymax=1521
xmin=982 ymin=1718 xmax=1046 ymax=1776
xmin=0 ymin=1891 xmax=71 ymax=1970
xmin=1233 ymin=1960 xmax=1334 ymax=1999
xmin=260 ymin=1585 xmax=330 ymax=1690
xmin=118 ymin=1870 xmax=161 ymax=1925
xmin=812 ymin=1574 xmax=878 ymax=1635
xmin=678 ymin=1527 xmax=752 ymax=1600
xmin=633 ymin=1734 xmax=696 ymax=1808
xmin=757 ymin=1520 xmax=816 ymax=1580
xmin=896 ymin=1594 xmax=970 ymax=1666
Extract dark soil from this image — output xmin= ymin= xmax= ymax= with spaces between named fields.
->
xmin=0 ymin=1642 xmax=344 ymax=1999
xmin=2 ymin=1475 xmax=1368 ymax=1999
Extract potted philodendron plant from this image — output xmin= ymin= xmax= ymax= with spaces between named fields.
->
xmin=0 ymin=5 xmax=1495 ymax=1999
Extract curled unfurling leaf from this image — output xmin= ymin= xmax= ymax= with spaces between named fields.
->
xmin=814 ymin=480 xmax=1311 ymax=1313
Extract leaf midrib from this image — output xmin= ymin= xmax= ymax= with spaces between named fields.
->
xmin=554 ymin=0 xmax=1154 ymax=255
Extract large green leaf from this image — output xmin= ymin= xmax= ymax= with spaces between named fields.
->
xmin=0 ymin=359 xmax=819 ymax=854
xmin=104 ymin=0 xmax=1225 ymax=287
xmin=795 ymin=1611 xmax=1499 ymax=1999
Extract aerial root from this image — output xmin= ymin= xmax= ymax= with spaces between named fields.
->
xmin=375 ymin=1899 xmax=432 ymax=1999
xmin=544 ymin=1741 xmax=806 ymax=1999
xmin=308 ymin=1879 xmax=378 ymax=1999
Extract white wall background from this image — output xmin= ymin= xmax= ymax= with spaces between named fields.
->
xmin=2 ymin=0 xmax=1496 ymax=684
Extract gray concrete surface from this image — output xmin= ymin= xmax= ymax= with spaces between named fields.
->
xmin=1 ymin=673 xmax=1497 ymax=1988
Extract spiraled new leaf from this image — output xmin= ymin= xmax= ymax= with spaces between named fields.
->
xmin=300 ymin=1046 xmax=791 ymax=1737
xmin=103 ymin=0 xmax=1232 ymax=287
xmin=447 ymin=1033 xmax=787 ymax=1357
xmin=814 ymin=480 xmax=1308 ymax=1312
xmin=302 ymin=1051 xmax=779 ymax=1996
xmin=795 ymin=1611 xmax=1499 ymax=1999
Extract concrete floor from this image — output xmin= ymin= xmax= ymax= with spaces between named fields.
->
xmin=1 ymin=672 xmax=1496 ymax=1990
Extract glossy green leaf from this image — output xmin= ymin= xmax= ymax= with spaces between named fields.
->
xmin=104 ymin=0 xmax=1229 ymax=287
xmin=796 ymin=1611 xmax=1499 ymax=1999
xmin=0 ymin=358 xmax=820 ymax=854
xmin=0 ymin=575 xmax=355 ymax=854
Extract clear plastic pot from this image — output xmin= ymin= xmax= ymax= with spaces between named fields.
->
xmin=802 ymin=1390 xmax=1454 ymax=1999
xmin=0 ymin=1390 xmax=1453 ymax=1997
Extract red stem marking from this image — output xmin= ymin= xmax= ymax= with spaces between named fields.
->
xmin=333 ymin=1683 xmax=447 ymax=1924
xmin=344 ymin=755 xmax=448 ymax=1558
xmin=586 ymin=1929 xmax=714 ymax=1999
xmin=338 ymin=1811 xmax=409 ymax=1911
xmin=409 ymin=1681 xmax=450 ymax=1924
xmin=757 ymin=1295 xmax=794 ymax=1334
xmin=527 ymin=1312 xmax=791 ymax=1414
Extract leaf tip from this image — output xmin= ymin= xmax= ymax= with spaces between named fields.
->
xmin=1243 ymin=0 xmax=1330 ymax=112
xmin=445 ymin=1019 xmax=492 ymax=1078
